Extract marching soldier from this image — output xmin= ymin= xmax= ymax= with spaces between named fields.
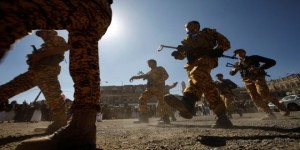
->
xmin=0 ymin=0 xmax=113 ymax=149
xmin=130 ymin=59 xmax=171 ymax=124
xmin=215 ymin=73 xmax=242 ymax=118
xmin=164 ymin=20 xmax=233 ymax=128
xmin=229 ymin=49 xmax=290 ymax=120
xmin=0 ymin=30 xmax=68 ymax=133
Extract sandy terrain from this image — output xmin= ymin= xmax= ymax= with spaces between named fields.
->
xmin=0 ymin=111 xmax=299 ymax=150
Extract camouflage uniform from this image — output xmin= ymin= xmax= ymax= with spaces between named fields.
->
xmin=181 ymin=28 xmax=230 ymax=114
xmin=0 ymin=32 xmax=67 ymax=128
xmin=230 ymin=51 xmax=290 ymax=118
xmin=164 ymin=21 xmax=233 ymax=128
xmin=0 ymin=0 xmax=112 ymax=111
xmin=139 ymin=66 xmax=169 ymax=116
xmin=0 ymin=0 xmax=112 ymax=149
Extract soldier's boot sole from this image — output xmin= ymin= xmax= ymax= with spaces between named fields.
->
xmin=164 ymin=95 xmax=193 ymax=119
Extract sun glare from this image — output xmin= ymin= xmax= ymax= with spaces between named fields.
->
xmin=104 ymin=16 xmax=121 ymax=39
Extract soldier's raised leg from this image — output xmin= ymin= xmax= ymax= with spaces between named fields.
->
xmin=0 ymin=0 xmax=112 ymax=149
xmin=244 ymin=79 xmax=276 ymax=120
xmin=255 ymin=77 xmax=290 ymax=116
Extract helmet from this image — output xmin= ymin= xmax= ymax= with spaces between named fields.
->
xmin=233 ymin=49 xmax=246 ymax=54
xmin=36 ymin=30 xmax=57 ymax=37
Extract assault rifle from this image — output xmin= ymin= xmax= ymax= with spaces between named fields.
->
xmin=157 ymin=45 xmax=237 ymax=59
xmin=226 ymin=62 xmax=270 ymax=77
xmin=33 ymin=91 xmax=42 ymax=104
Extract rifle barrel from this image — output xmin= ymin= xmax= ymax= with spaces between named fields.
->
xmin=222 ymin=55 xmax=238 ymax=59
xmin=161 ymin=45 xmax=177 ymax=49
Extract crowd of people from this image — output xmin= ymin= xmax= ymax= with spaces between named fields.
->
xmin=0 ymin=98 xmax=259 ymax=123
xmin=0 ymin=100 xmax=51 ymax=123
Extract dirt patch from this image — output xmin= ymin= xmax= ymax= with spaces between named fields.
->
xmin=0 ymin=112 xmax=299 ymax=149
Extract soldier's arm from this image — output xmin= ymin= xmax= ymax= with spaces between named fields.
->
xmin=129 ymin=73 xmax=148 ymax=82
xmin=169 ymin=82 xmax=178 ymax=89
xmin=29 ymin=36 xmax=69 ymax=62
xmin=254 ymin=55 xmax=276 ymax=70
xmin=129 ymin=71 xmax=150 ymax=82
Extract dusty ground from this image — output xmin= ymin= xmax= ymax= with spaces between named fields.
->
xmin=0 ymin=111 xmax=299 ymax=150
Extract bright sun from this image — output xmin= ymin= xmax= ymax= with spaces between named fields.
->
xmin=104 ymin=16 xmax=121 ymax=39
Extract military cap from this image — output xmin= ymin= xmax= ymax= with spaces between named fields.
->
xmin=216 ymin=73 xmax=223 ymax=77
xmin=233 ymin=49 xmax=246 ymax=54
xmin=36 ymin=30 xmax=57 ymax=37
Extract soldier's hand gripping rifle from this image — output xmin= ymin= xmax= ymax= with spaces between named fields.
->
xmin=157 ymin=45 xmax=238 ymax=59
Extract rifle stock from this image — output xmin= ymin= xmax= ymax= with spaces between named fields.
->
xmin=33 ymin=91 xmax=42 ymax=103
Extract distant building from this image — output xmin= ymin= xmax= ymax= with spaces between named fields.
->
xmin=267 ymin=73 xmax=300 ymax=97
xmin=100 ymin=74 xmax=300 ymax=106
xmin=100 ymin=85 xmax=157 ymax=107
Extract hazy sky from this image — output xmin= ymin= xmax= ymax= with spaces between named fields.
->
xmin=1 ymin=0 xmax=300 ymax=104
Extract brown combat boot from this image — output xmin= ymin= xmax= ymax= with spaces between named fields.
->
xmin=164 ymin=93 xmax=197 ymax=119
xmin=159 ymin=114 xmax=170 ymax=124
xmin=134 ymin=112 xmax=149 ymax=123
xmin=261 ymin=108 xmax=277 ymax=120
xmin=277 ymin=103 xmax=290 ymax=116
xmin=16 ymin=109 xmax=97 ymax=150
xmin=212 ymin=111 xmax=234 ymax=128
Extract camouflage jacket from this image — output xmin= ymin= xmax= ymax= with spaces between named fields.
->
xmin=145 ymin=66 xmax=169 ymax=89
xmin=30 ymin=35 xmax=68 ymax=67
xmin=180 ymin=28 xmax=231 ymax=65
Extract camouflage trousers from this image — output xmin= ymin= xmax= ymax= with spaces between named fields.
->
xmin=0 ymin=0 xmax=112 ymax=111
xmin=0 ymin=66 xmax=66 ymax=115
xmin=139 ymin=88 xmax=170 ymax=116
xmin=184 ymin=61 xmax=226 ymax=114
xmin=220 ymin=93 xmax=235 ymax=113
xmin=243 ymin=75 xmax=282 ymax=114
